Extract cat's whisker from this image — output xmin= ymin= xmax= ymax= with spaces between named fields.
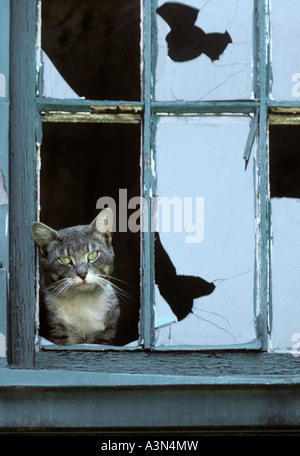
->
xmin=33 ymin=209 xmax=122 ymax=346
xmin=47 ymin=277 xmax=69 ymax=290
xmin=104 ymin=275 xmax=132 ymax=287
xmin=96 ymin=274 xmax=131 ymax=298
xmin=46 ymin=278 xmax=74 ymax=297
xmin=95 ymin=275 xmax=131 ymax=305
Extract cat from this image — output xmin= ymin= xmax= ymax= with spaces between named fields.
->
xmin=32 ymin=208 xmax=121 ymax=346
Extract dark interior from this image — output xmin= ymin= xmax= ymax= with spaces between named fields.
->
xmin=40 ymin=0 xmax=142 ymax=345
xmin=40 ymin=122 xmax=141 ymax=345
xmin=41 ymin=0 xmax=141 ymax=101
xmin=269 ymin=125 xmax=300 ymax=199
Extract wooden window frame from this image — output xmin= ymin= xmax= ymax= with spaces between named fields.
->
xmin=1 ymin=0 xmax=300 ymax=433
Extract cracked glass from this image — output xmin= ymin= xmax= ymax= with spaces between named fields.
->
xmin=155 ymin=0 xmax=254 ymax=101
xmin=269 ymin=125 xmax=300 ymax=351
xmin=40 ymin=0 xmax=141 ymax=100
xmin=270 ymin=0 xmax=300 ymax=101
xmin=154 ymin=116 xmax=257 ymax=346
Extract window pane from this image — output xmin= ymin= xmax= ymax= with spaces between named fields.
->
xmin=41 ymin=0 xmax=141 ymax=100
xmin=269 ymin=125 xmax=300 ymax=351
xmin=271 ymin=0 xmax=300 ymax=101
xmin=154 ymin=116 xmax=256 ymax=346
xmin=39 ymin=122 xmax=141 ymax=347
xmin=155 ymin=0 xmax=253 ymax=101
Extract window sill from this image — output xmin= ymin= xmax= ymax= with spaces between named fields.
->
xmin=1 ymin=367 xmax=300 ymax=388
xmin=1 ymin=366 xmax=300 ymax=431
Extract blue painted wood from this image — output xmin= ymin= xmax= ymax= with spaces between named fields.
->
xmin=152 ymin=100 xmax=259 ymax=114
xmin=1 ymin=365 xmax=300 ymax=387
xmin=268 ymin=100 xmax=300 ymax=108
xmin=9 ymin=0 xmax=38 ymax=368
xmin=244 ymin=109 xmax=259 ymax=167
xmin=35 ymin=351 xmax=300 ymax=377
xmin=257 ymin=0 xmax=271 ymax=350
xmin=1 ymin=368 xmax=300 ymax=430
xmin=40 ymin=338 xmax=261 ymax=352
xmin=36 ymin=97 xmax=144 ymax=113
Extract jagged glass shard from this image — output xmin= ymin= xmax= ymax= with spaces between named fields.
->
xmin=155 ymin=0 xmax=254 ymax=101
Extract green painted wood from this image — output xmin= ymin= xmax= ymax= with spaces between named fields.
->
xmin=9 ymin=0 xmax=38 ymax=368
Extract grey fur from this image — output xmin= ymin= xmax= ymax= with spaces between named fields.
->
xmin=32 ymin=208 xmax=120 ymax=345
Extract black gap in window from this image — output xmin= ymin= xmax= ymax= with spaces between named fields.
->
xmin=42 ymin=0 xmax=140 ymax=101
xmin=39 ymin=122 xmax=140 ymax=346
xmin=269 ymin=125 xmax=300 ymax=198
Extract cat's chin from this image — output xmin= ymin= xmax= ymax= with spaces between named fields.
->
xmin=74 ymin=281 xmax=100 ymax=293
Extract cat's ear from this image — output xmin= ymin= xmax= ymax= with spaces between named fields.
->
xmin=32 ymin=222 xmax=57 ymax=255
xmin=91 ymin=208 xmax=113 ymax=246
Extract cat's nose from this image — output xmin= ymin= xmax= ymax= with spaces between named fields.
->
xmin=77 ymin=273 xmax=87 ymax=281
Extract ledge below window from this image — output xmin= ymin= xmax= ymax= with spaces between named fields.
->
xmin=1 ymin=366 xmax=300 ymax=432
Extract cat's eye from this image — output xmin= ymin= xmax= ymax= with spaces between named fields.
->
xmin=58 ymin=256 xmax=72 ymax=265
xmin=87 ymin=251 xmax=99 ymax=262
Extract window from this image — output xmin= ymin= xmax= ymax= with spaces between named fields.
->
xmin=2 ymin=0 xmax=300 ymax=432
xmin=34 ymin=0 xmax=262 ymax=354
xmin=7 ymin=0 xmax=297 ymax=360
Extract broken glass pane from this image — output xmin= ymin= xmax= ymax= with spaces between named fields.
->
xmin=39 ymin=122 xmax=141 ymax=347
xmin=155 ymin=0 xmax=254 ymax=101
xmin=154 ymin=116 xmax=256 ymax=346
xmin=269 ymin=125 xmax=300 ymax=198
xmin=40 ymin=0 xmax=140 ymax=100
xmin=271 ymin=0 xmax=300 ymax=101
xmin=269 ymin=125 xmax=300 ymax=351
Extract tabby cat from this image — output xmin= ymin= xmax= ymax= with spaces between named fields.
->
xmin=32 ymin=208 xmax=121 ymax=346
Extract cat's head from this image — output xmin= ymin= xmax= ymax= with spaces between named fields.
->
xmin=32 ymin=208 xmax=115 ymax=297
